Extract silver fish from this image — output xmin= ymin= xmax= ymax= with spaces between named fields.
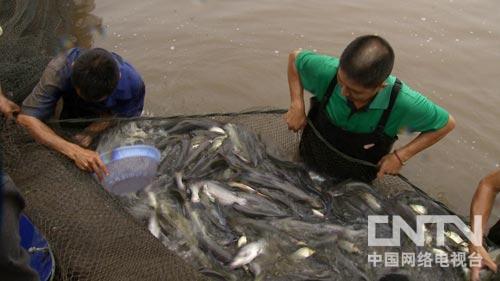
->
xmin=230 ymin=239 xmax=266 ymax=269
xmin=189 ymin=181 xmax=203 ymax=203
xmin=189 ymin=208 xmax=234 ymax=264
xmin=292 ymin=247 xmax=315 ymax=259
xmin=269 ymin=219 xmax=366 ymax=239
xmin=148 ymin=213 xmax=161 ymax=239
xmin=431 ymin=248 xmax=447 ymax=256
xmin=234 ymin=192 xmax=289 ymax=217
xmin=228 ymin=181 xmax=257 ymax=193
xmin=202 ymin=181 xmax=247 ymax=206
xmin=190 ymin=135 xmax=207 ymax=149
xmin=237 ymin=236 xmax=248 ymax=248
xmin=127 ymin=122 xmax=148 ymax=139
xmin=458 ymin=243 xmax=470 ymax=253
xmin=445 ymin=230 xmax=464 ymax=245
xmin=209 ymin=126 xmax=226 ymax=135
xmin=410 ymin=204 xmax=427 ymax=215
xmin=308 ymin=171 xmax=325 ymax=183
xmin=338 ymin=240 xmax=360 ymax=255
xmin=208 ymin=135 xmax=227 ymax=153
xmin=311 ymin=209 xmax=325 ymax=218
xmin=240 ymin=171 xmax=322 ymax=208
xmin=146 ymin=190 xmax=158 ymax=209
xmin=224 ymin=123 xmax=251 ymax=163
xmin=360 ymin=192 xmax=381 ymax=211
xmin=174 ymin=171 xmax=185 ymax=191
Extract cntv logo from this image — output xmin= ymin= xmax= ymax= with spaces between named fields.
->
xmin=368 ymin=215 xmax=482 ymax=247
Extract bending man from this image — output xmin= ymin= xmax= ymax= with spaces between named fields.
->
xmin=17 ymin=48 xmax=145 ymax=180
xmin=285 ymin=35 xmax=455 ymax=180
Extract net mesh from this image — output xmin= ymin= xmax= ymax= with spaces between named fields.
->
xmin=1 ymin=123 xmax=209 ymax=281
xmin=0 ymin=0 xmax=59 ymax=104
xmin=0 ymin=1 xmax=472 ymax=280
xmin=1 ymin=1 xmax=206 ymax=280
xmin=2 ymin=111 xmax=469 ymax=280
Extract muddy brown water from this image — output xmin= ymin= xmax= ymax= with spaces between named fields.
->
xmin=84 ymin=0 xmax=500 ymax=223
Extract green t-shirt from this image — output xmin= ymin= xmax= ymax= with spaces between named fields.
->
xmin=296 ymin=50 xmax=450 ymax=137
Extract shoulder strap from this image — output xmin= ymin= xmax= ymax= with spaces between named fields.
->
xmin=374 ymin=78 xmax=402 ymax=135
xmin=320 ymin=72 xmax=338 ymax=110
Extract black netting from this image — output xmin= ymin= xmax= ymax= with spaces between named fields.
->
xmin=2 ymin=122 xmax=208 ymax=281
xmin=3 ymin=106 xmax=475 ymax=280
xmin=39 ymin=113 xmax=471 ymax=280
xmin=0 ymin=0 xmax=59 ymax=104
xmin=0 ymin=1 xmax=206 ymax=280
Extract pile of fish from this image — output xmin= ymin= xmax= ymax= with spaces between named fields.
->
xmin=96 ymin=118 xmax=482 ymax=281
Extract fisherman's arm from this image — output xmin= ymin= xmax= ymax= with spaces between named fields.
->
xmin=75 ymin=78 xmax=146 ymax=147
xmin=17 ymin=57 xmax=109 ymax=179
xmin=17 ymin=114 xmax=108 ymax=181
xmin=469 ymin=170 xmax=500 ymax=280
xmin=285 ymin=50 xmax=307 ymax=132
xmin=377 ymin=115 xmax=455 ymax=177
xmin=73 ymin=115 xmax=113 ymax=147
xmin=394 ymin=114 xmax=455 ymax=162
xmin=16 ymin=60 xmax=80 ymax=170
xmin=471 ymin=170 xmax=500 ymax=235
xmin=0 ymin=84 xmax=20 ymax=119
xmin=377 ymin=87 xmax=455 ymax=178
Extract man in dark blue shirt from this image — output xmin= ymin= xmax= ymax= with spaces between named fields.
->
xmin=17 ymin=48 xmax=145 ymax=180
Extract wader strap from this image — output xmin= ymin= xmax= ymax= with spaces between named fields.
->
xmin=374 ymin=78 xmax=402 ymax=135
xmin=320 ymin=72 xmax=338 ymax=110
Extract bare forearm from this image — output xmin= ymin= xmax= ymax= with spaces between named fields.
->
xmin=74 ymin=114 xmax=114 ymax=147
xmin=470 ymin=170 xmax=500 ymax=233
xmin=288 ymin=50 xmax=304 ymax=109
xmin=83 ymin=119 xmax=113 ymax=136
xmin=470 ymin=183 xmax=497 ymax=234
xmin=17 ymin=114 xmax=78 ymax=159
xmin=285 ymin=50 xmax=308 ymax=132
xmin=398 ymin=115 xmax=456 ymax=162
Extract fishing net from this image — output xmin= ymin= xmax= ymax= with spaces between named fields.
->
xmin=0 ymin=1 xmax=205 ymax=280
xmin=0 ymin=1 xmax=482 ymax=280
xmin=84 ymin=116 xmax=472 ymax=280
xmin=2 ymin=110 xmax=474 ymax=281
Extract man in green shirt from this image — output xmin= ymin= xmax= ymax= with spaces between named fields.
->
xmin=285 ymin=35 xmax=455 ymax=180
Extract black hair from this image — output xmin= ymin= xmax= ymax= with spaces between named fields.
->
xmin=339 ymin=35 xmax=395 ymax=88
xmin=71 ymin=48 xmax=119 ymax=101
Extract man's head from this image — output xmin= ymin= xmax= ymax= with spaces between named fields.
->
xmin=338 ymin=35 xmax=395 ymax=103
xmin=71 ymin=48 xmax=119 ymax=102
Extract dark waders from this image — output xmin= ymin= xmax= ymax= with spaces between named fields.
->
xmin=299 ymin=72 xmax=402 ymax=182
